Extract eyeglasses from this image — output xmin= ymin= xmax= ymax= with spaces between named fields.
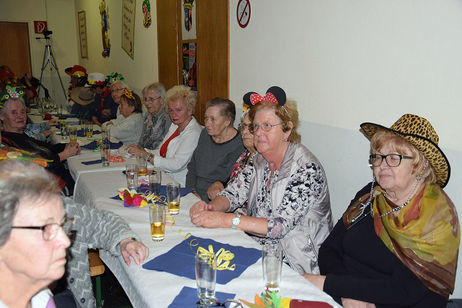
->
xmin=11 ymin=217 xmax=74 ymax=241
xmin=144 ymin=96 xmax=161 ymax=103
xmin=249 ymin=122 xmax=282 ymax=133
xmin=196 ymin=298 xmax=243 ymax=307
xmin=369 ymin=154 xmax=413 ymax=167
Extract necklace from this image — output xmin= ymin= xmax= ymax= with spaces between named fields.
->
xmin=371 ymin=163 xmax=426 ymax=218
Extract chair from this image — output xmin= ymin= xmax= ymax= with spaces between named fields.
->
xmin=88 ymin=249 xmax=105 ymax=308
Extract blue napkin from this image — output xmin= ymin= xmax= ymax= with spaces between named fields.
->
xmin=82 ymin=140 xmax=123 ymax=150
xmin=111 ymin=184 xmax=192 ymax=199
xmin=142 ymin=235 xmax=261 ymax=284
xmin=168 ymin=286 xmax=235 ymax=308
xmin=81 ymin=159 xmax=102 ymax=165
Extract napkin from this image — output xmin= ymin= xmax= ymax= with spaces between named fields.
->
xmin=111 ymin=184 xmax=192 ymax=200
xmin=142 ymin=235 xmax=261 ymax=284
xmin=81 ymin=159 xmax=102 ymax=165
xmin=82 ymin=140 xmax=123 ymax=150
xmin=168 ymin=286 xmax=235 ymax=308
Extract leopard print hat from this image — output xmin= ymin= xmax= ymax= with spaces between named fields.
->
xmin=360 ymin=114 xmax=450 ymax=187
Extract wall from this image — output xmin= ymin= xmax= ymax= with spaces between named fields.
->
xmin=74 ymin=0 xmax=159 ymax=95
xmin=229 ymin=0 xmax=462 ymax=298
xmin=0 ymin=0 xmax=78 ymax=105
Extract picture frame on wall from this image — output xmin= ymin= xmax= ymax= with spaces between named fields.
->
xmin=122 ymin=0 xmax=136 ymax=59
xmin=78 ymin=10 xmax=88 ymax=59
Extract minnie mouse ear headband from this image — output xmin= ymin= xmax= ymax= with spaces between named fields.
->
xmin=0 ymin=85 xmax=25 ymax=107
xmin=87 ymin=72 xmax=106 ymax=87
xmin=242 ymin=86 xmax=287 ymax=112
xmin=106 ymin=72 xmax=125 ymax=85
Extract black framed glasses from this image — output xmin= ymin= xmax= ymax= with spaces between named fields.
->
xmin=11 ymin=217 xmax=74 ymax=241
xmin=249 ymin=122 xmax=282 ymax=133
xmin=369 ymin=154 xmax=413 ymax=167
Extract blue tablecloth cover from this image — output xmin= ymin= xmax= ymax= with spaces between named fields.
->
xmin=142 ymin=235 xmax=261 ymax=284
xmin=168 ymin=286 xmax=235 ymax=308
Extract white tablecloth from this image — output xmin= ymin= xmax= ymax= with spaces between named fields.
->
xmin=73 ymin=170 xmax=341 ymax=308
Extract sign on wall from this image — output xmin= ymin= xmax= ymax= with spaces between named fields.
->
xmin=78 ymin=11 xmax=88 ymax=59
xmin=122 ymin=0 xmax=136 ymax=59
xmin=33 ymin=21 xmax=48 ymax=34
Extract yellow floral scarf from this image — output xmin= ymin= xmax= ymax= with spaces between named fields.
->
xmin=372 ymin=183 xmax=460 ymax=298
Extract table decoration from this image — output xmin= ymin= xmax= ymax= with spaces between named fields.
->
xmin=142 ymin=235 xmax=261 ymax=284
xmin=240 ymin=291 xmax=333 ymax=308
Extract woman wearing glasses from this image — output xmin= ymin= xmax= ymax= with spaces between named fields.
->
xmin=190 ymin=86 xmax=333 ymax=274
xmin=0 ymin=160 xmax=71 ymax=307
xmin=127 ymin=82 xmax=172 ymax=156
xmin=304 ymin=114 xmax=460 ymax=308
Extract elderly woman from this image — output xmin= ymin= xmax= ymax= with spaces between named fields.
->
xmin=102 ymin=88 xmax=143 ymax=145
xmin=0 ymin=86 xmax=80 ymax=195
xmin=190 ymin=86 xmax=333 ymax=274
xmin=0 ymin=160 xmax=71 ymax=307
xmin=304 ymin=114 xmax=460 ymax=308
xmin=206 ymin=101 xmax=257 ymax=200
xmin=127 ymin=82 xmax=172 ymax=155
xmin=144 ymin=85 xmax=202 ymax=186
xmin=186 ymin=98 xmax=244 ymax=201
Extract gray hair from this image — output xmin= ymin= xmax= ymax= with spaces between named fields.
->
xmin=110 ymin=81 xmax=128 ymax=90
xmin=142 ymin=82 xmax=166 ymax=99
xmin=0 ymin=98 xmax=25 ymax=116
xmin=0 ymin=160 xmax=61 ymax=246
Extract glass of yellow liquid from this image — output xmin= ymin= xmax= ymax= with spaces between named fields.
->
xmin=166 ymin=183 xmax=180 ymax=215
xmin=149 ymin=203 xmax=166 ymax=241
xmin=85 ymin=122 xmax=94 ymax=138
xmin=136 ymin=154 xmax=147 ymax=176
xmin=69 ymin=127 xmax=78 ymax=143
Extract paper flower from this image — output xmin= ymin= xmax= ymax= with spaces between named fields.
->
xmin=118 ymin=189 xmax=148 ymax=207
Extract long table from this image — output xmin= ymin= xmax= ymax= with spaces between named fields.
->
xmin=73 ymin=170 xmax=341 ymax=307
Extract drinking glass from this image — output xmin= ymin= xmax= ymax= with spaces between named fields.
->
xmin=85 ymin=121 xmax=94 ymax=138
xmin=149 ymin=203 xmax=166 ymax=241
xmin=137 ymin=154 xmax=147 ymax=176
xmin=101 ymin=142 xmax=110 ymax=167
xmin=149 ymin=168 xmax=162 ymax=196
xmin=195 ymin=254 xmax=217 ymax=307
xmin=125 ymin=164 xmax=139 ymax=190
xmin=262 ymin=243 xmax=283 ymax=292
xmin=166 ymin=183 xmax=180 ymax=215
xmin=69 ymin=127 xmax=78 ymax=143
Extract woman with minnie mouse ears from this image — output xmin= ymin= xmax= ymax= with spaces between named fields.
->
xmin=190 ymin=86 xmax=333 ymax=274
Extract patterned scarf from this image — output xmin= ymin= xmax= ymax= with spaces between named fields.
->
xmin=372 ymin=183 xmax=460 ymax=298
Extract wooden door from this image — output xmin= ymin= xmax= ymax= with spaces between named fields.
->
xmin=195 ymin=0 xmax=229 ymax=123
xmin=156 ymin=0 xmax=180 ymax=90
xmin=0 ymin=22 xmax=32 ymax=78
xmin=157 ymin=0 xmax=229 ymax=124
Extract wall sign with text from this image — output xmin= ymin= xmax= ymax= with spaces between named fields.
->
xmin=122 ymin=0 xmax=136 ymax=59
xmin=77 ymin=11 xmax=88 ymax=59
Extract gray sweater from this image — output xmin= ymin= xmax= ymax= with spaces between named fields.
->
xmin=63 ymin=198 xmax=139 ymax=307
xmin=186 ymin=129 xmax=244 ymax=202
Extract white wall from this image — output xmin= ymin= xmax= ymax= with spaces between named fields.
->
xmin=74 ymin=0 xmax=159 ymax=95
xmin=230 ymin=0 xmax=462 ymax=298
xmin=0 ymin=0 xmax=78 ymax=105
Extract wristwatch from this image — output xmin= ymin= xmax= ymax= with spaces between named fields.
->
xmin=231 ymin=213 xmax=241 ymax=229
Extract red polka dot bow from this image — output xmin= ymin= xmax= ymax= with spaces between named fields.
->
xmin=243 ymin=86 xmax=287 ymax=111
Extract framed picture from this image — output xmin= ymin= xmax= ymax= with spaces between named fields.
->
xmin=122 ymin=0 xmax=136 ymax=59
xmin=77 ymin=11 xmax=88 ymax=59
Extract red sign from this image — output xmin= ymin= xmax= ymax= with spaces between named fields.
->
xmin=33 ymin=21 xmax=48 ymax=34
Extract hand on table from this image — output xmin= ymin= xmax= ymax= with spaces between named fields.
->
xmin=341 ymin=298 xmax=376 ymax=308
xmin=60 ymin=142 xmax=81 ymax=161
xmin=190 ymin=200 xmax=228 ymax=228
xmin=127 ymin=145 xmax=148 ymax=157
xmin=207 ymin=181 xmax=224 ymax=200
xmin=119 ymin=238 xmax=149 ymax=266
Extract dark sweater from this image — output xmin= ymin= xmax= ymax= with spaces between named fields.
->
xmin=319 ymin=183 xmax=447 ymax=308
xmin=186 ymin=129 xmax=244 ymax=202
xmin=2 ymin=131 xmax=74 ymax=194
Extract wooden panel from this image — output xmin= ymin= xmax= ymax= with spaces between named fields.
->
xmin=195 ymin=0 xmax=229 ymax=124
xmin=156 ymin=0 xmax=180 ymax=90
xmin=0 ymin=22 xmax=32 ymax=77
